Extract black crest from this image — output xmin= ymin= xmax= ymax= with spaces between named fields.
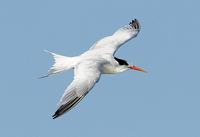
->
xmin=114 ymin=57 xmax=129 ymax=66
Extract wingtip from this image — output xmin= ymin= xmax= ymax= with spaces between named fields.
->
xmin=51 ymin=96 xmax=84 ymax=119
xmin=52 ymin=108 xmax=60 ymax=119
xmin=129 ymin=19 xmax=141 ymax=31
xmin=52 ymin=107 xmax=64 ymax=119
xmin=52 ymin=113 xmax=58 ymax=119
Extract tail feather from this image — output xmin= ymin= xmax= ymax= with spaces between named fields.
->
xmin=41 ymin=50 xmax=76 ymax=78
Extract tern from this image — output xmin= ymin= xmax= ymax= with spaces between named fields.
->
xmin=42 ymin=19 xmax=147 ymax=119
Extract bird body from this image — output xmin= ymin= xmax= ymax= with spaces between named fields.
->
xmin=42 ymin=19 xmax=147 ymax=119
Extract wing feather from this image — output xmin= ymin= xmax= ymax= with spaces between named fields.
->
xmin=89 ymin=19 xmax=141 ymax=55
xmin=52 ymin=61 xmax=103 ymax=119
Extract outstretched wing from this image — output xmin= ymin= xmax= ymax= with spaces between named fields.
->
xmin=89 ymin=19 xmax=141 ymax=55
xmin=52 ymin=61 xmax=103 ymax=119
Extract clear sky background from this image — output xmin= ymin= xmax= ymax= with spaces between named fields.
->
xmin=1 ymin=0 xmax=200 ymax=137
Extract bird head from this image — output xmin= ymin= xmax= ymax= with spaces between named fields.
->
xmin=114 ymin=57 xmax=147 ymax=73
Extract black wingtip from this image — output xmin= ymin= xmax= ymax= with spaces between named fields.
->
xmin=52 ymin=96 xmax=84 ymax=119
xmin=52 ymin=113 xmax=58 ymax=119
xmin=52 ymin=108 xmax=61 ymax=119
xmin=129 ymin=19 xmax=141 ymax=31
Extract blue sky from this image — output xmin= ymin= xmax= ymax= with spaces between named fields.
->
xmin=1 ymin=0 xmax=200 ymax=137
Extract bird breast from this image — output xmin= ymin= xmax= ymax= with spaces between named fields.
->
xmin=101 ymin=64 xmax=129 ymax=74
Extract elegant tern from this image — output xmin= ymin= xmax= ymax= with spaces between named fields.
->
xmin=42 ymin=19 xmax=147 ymax=119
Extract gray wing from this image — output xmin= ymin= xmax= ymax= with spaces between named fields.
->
xmin=89 ymin=19 xmax=141 ymax=55
xmin=52 ymin=61 xmax=103 ymax=119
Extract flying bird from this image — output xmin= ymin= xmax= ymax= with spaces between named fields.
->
xmin=42 ymin=19 xmax=147 ymax=119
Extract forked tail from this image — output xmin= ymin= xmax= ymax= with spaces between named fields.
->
xmin=40 ymin=50 xmax=76 ymax=78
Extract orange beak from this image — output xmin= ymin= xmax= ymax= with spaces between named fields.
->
xmin=129 ymin=66 xmax=148 ymax=73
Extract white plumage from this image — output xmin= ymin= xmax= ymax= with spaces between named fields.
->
xmin=42 ymin=19 xmax=146 ymax=119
